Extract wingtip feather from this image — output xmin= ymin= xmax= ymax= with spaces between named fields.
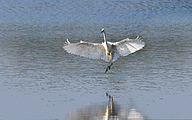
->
xmin=64 ymin=39 xmax=70 ymax=45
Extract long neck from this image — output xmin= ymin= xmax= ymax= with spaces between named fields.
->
xmin=103 ymin=31 xmax=107 ymax=43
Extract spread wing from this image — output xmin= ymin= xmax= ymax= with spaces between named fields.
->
xmin=113 ymin=36 xmax=145 ymax=56
xmin=63 ymin=40 xmax=108 ymax=61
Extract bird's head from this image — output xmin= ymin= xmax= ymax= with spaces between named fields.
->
xmin=101 ymin=28 xmax=105 ymax=33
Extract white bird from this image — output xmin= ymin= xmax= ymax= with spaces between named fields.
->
xmin=63 ymin=28 xmax=145 ymax=73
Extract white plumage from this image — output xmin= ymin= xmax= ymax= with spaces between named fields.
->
xmin=63 ymin=28 xmax=145 ymax=72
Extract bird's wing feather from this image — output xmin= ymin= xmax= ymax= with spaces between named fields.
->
xmin=63 ymin=40 xmax=108 ymax=61
xmin=113 ymin=36 xmax=145 ymax=56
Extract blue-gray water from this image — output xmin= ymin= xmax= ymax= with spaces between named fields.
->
xmin=0 ymin=0 xmax=192 ymax=119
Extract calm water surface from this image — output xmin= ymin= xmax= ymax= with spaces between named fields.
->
xmin=0 ymin=0 xmax=192 ymax=119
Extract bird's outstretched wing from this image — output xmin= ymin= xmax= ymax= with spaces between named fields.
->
xmin=113 ymin=36 xmax=145 ymax=56
xmin=63 ymin=40 xmax=108 ymax=61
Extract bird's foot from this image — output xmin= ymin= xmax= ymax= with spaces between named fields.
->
xmin=105 ymin=68 xmax=108 ymax=73
xmin=105 ymin=65 xmax=111 ymax=73
xmin=108 ymin=65 xmax=111 ymax=70
xmin=105 ymin=69 xmax=107 ymax=73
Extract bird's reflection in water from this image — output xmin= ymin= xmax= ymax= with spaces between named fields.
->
xmin=65 ymin=94 xmax=145 ymax=120
xmin=103 ymin=93 xmax=118 ymax=120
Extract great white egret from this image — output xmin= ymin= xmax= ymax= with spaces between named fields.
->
xmin=63 ymin=28 xmax=145 ymax=73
